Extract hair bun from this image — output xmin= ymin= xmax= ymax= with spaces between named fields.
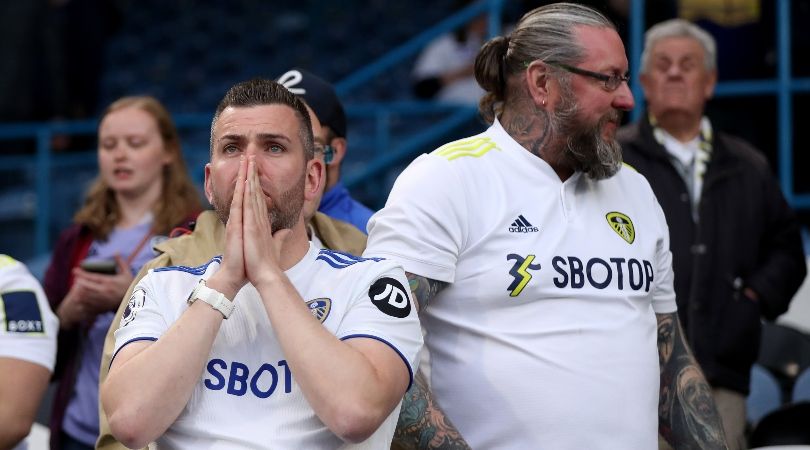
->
xmin=474 ymin=35 xmax=511 ymax=123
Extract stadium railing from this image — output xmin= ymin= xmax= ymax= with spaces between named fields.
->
xmin=3 ymin=0 xmax=810 ymax=260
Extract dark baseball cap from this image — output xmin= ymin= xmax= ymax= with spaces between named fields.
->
xmin=277 ymin=68 xmax=347 ymax=138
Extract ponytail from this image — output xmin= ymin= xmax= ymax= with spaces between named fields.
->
xmin=473 ymin=3 xmax=616 ymax=123
xmin=475 ymin=35 xmax=510 ymax=124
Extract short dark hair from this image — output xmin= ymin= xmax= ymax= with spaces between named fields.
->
xmin=210 ymin=78 xmax=314 ymax=159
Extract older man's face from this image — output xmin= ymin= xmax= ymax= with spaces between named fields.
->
xmin=641 ymin=36 xmax=717 ymax=120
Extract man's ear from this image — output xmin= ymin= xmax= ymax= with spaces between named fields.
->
xmin=525 ymin=61 xmax=551 ymax=107
xmin=328 ymin=137 xmax=347 ymax=166
xmin=305 ymin=158 xmax=325 ymax=201
xmin=203 ymin=163 xmax=214 ymax=205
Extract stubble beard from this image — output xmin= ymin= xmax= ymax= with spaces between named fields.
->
xmin=549 ymin=83 xmax=624 ymax=180
xmin=210 ymin=173 xmax=306 ymax=234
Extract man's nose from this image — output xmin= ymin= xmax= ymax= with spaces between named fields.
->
xmin=666 ymin=64 xmax=683 ymax=78
xmin=613 ymin=81 xmax=635 ymax=111
xmin=244 ymin=144 xmax=267 ymax=174
xmin=245 ymin=143 xmax=264 ymax=158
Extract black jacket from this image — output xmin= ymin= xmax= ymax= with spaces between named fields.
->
xmin=618 ymin=116 xmax=806 ymax=394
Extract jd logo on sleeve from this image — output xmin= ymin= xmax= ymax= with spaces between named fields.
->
xmin=368 ymin=277 xmax=411 ymax=318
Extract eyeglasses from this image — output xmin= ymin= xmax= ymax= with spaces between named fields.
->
xmin=547 ymin=62 xmax=630 ymax=91
xmin=314 ymin=143 xmax=335 ymax=164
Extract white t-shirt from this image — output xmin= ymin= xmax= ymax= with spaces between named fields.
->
xmin=113 ymin=243 xmax=422 ymax=449
xmin=364 ymin=119 xmax=677 ymax=449
xmin=0 ymin=254 xmax=59 ymax=450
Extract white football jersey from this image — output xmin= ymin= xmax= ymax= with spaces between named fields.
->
xmin=365 ymin=119 xmax=677 ymax=449
xmin=0 ymin=254 xmax=58 ymax=371
xmin=113 ymin=243 xmax=422 ymax=449
xmin=0 ymin=255 xmax=58 ymax=450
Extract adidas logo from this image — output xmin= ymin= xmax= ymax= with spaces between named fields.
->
xmin=509 ymin=215 xmax=539 ymax=233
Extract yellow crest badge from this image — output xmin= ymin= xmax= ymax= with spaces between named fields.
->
xmin=306 ymin=298 xmax=332 ymax=323
xmin=606 ymin=212 xmax=635 ymax=244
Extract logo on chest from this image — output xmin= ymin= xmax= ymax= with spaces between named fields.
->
xmin=306 ymin=298 xmax=331 ymax=323
xmin=504 ymin=254 xmax=655 ymax=295
xmin=506 ymin=254 xmax=542 ymax=297
xmin=606 ymin=212 xmax=635 ymax=244
xmin=508 ymin=215 xmax=539 ymax=233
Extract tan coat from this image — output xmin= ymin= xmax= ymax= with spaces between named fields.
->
xmin=96 ymin=210 xmax=367 ymax=450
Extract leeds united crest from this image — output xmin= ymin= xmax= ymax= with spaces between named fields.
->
xmin=606 ymin=212 xmax=635 ymax=244
xmin=306 ymin=298 xmax=331 ymax=323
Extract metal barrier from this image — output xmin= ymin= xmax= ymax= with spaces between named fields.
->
xmin=336 ymin=0 xmax=504 ymax=94
xmin=0 ymin=102 xmax=479 ymax=257
xmin=2 ymin=0 xmax=808 ymax=259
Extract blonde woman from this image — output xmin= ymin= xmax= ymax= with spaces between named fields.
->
xmin=43 ymin=96 xmax=201 ymax=450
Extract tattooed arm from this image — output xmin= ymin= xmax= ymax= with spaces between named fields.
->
xmin=393 ymin=371 xmax=468 ymax=450
xmin=391 ymin=272 xmax=470 ymax=450
xmin=406 ymin=272 xmax=448 ymax=313
xmin=657 ymin=312 xmax=728 ymax=449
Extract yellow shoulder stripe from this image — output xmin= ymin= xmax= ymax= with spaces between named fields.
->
xmin=435 ymin=137 xmax=500 ymax=161
xmin=0 ymin=254 xmax=19 ymax=269
xmin=621 ymin=162 xmax=637 ymax=172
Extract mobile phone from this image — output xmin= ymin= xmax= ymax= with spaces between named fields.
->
xmin=80 ymin=259 xmax=117 ymax=275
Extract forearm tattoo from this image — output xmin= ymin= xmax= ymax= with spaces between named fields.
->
xmin=657 ymin=313 xmax=728 ymax=449
xmin=406 ymin=272 xmax=447 ymax=312
xmin=393 ymin=372 xmax=470 ymax=450
xmin=393 ymin=273 xmax=467 ymax=448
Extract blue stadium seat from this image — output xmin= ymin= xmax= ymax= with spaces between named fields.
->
xmin=793 ymin=367 xmax=810 ymax=403
xmin=747 ymin=363 xmax=783 ymax=426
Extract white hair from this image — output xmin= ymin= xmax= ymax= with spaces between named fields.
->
xmin=640 ymin=19 xmax=717 ymax=74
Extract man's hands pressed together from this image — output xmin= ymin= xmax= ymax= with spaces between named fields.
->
xmin=207 ymin=154 xmax=295 ymax=301
xmin=242 ymin=155 xmax=291 ymax=291
xmin=103 ymin=93 xmax=421 ymax=448
xmin=204 ymin=155 xmax=248 ymax=301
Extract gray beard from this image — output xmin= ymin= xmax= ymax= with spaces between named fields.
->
xmin=550 ymin=85 xmax=623 ymax=180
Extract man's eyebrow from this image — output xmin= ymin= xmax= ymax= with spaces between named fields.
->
xmin=217 ymin=133 xmax=293 ymax=144
xmin=256 ymin=133 xmax=292 ymax=143
xmin=218 ymin=134 xmax=245 ymax=143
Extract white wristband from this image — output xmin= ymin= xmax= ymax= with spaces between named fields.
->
xmin=187 ymin=279 xmax=234 ymax=319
